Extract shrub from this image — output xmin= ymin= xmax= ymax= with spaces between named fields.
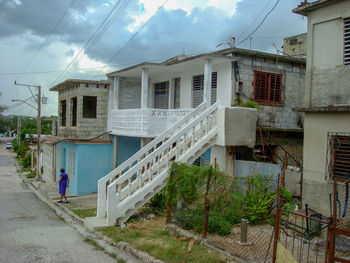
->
xmin=150 ymin=189 xmax=167 ymax=210
xmin=20 ymin=153 xmax=31 ymax=168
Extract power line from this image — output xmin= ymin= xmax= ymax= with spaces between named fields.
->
xmin=15 ymin=0 xmax=76 ymax=82
xmin=49 ymin=0 xmax=130 ymax=87
xmin=92 ymin=0 xmax=170 ymax=79
xmin=236 ymin=0 xmax=274 ymax=42
xmin=236 ymin=0 xmax=280 ymax=47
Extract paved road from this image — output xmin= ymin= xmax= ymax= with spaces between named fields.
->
xmin=0 ymin=138 xmax=115 ymax=263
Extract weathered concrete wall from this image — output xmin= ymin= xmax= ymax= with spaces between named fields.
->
xmin=57 ymin=82 xmax=109 ymax=139
xmin=42 ymin=141 xmax=54 ymax=183
xmin=216 ymin=106 xmax=257 ymax=147
xmin=236 ymin=54 xmax=305 ymax=129
xmin=118 ymin=77 xmax=141 ymax=109
xmin=303 ymin=112 xmax=350 ymax=216
xmin=283 ymin=33 xmax=307 ymax=59
xmin=304 ymin=1 xmax=350 ymax=107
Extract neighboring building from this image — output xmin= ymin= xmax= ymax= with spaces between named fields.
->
xmin=293 ymin=0 xmax=350 ymax=216
xmin=41 ymin=79 xmax=113 ymax=195
xmin=87 ymin=47 xmax=305 ymax=227
xmin=283 ymin=33 xmax=307 ymax=59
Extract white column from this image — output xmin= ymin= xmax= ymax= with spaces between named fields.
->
xmin=204 ymin=58 xmax=212 ymax=108
xmin=107 ymin=77 xmax=114 ymax=131
xmin=113 ymin=76 xmax=119 ymax=110
xmin=168 ymin=78 xmax=174 ymax=109
xmin=141 ymin=68 xmax=149 ymax=109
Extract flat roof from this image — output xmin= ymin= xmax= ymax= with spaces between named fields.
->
xmin=293 ymin=0 xmax=344 ymax=16
xmin=107 ymin=47 xmax=305 ymax=77
xmin=50 ymin=79 xmax=109 ymax=92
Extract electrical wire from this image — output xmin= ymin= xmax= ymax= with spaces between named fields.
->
xmin=49 ymin=0 xmax=130 ymax=87
xmin=15 ymin=0 xmax=76 ymax=82
xmin=236 ymin=0 xmax=274 ymax=42
xmin=236 ymin=0 xmax=280 ymax=47
xmin=92 ymin=0 xmax=170 ymax=79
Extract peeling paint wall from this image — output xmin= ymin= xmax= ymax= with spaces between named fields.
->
xmin=283 ymin=33 xmax=307 ymax=59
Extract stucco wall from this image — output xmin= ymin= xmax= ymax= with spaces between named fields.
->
xmin=116 ymin=136 xmax=141 ymax=166
xmin=57 ymin=82 xmax=109 ymax=139
xmin=42 ymin=141 xmax=54 ymax=183
xmin=236 ymin=54 xmax=305 ymax=129
xmin=283 ymin=33 xmax=307 ymax=58
xmin=118 ymin=77 xmax=141 ymax=109
xmin=303 ymin=112 xmax=350 ymax=216
xmin=305 ymin=1 xmax=350 ymax=107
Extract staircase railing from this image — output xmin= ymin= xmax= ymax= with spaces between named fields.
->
xmin=97 ymin=102 xmax=207 ymax=218
xmin=106 ymin=101 xmax=220 ymax=224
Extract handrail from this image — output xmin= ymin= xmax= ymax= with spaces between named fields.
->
xmin=107 ymin=101 xmax=219 ymax=194
xmin=98 ymin=103 xmax=206 ymax=186
xmin=97 ymin=102 xmax=207 ymax=217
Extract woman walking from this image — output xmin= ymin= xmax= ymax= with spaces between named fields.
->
xmin=55 ymin=168 xmax=69 ymax=203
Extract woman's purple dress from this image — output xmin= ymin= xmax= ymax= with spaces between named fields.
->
xmin=59 ymin=173 xmax=68 ymax=194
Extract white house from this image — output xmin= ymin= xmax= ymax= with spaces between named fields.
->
xmin=86 ymin=47 xmax=306 ymax=227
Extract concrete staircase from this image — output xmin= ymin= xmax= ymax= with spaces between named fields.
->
xmin=85 ymin=101 xmax=220 ymax=227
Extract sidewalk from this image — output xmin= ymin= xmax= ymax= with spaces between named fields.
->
xmin=20 ymin=173 xmax=163 ymax=263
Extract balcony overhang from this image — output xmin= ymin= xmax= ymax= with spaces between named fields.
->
xmin=107 ymin=54 xmax=237 ymax=79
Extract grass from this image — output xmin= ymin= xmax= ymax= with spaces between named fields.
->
xmin=71 ymin=208 xmax=97 ymax=219
xmin=99 ymin=217 xmax=231 ymax=263
xmin=84 ymin=238 xmax=104 ymax=251
xmin=25 ymin=172 xmax=36 ymax=179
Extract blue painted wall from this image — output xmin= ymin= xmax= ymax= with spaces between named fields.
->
xmin=56 ymin=140 xmax=113 ymax=195
xmin=116 ymin=136 xmax=141 ymax=166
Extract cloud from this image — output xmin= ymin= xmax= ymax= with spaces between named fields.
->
xmin=0 ymin=0 xmax=307 ymax=116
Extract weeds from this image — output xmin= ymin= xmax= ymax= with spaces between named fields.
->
xmin=84 ymin=238 xmax=104 ymax=251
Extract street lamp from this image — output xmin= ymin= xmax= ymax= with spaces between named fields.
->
xmin=13 ymin=82 xmax=42 ymax=180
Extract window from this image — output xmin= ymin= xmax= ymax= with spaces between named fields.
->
xmin=83 ymin=96 xmax=97 ymax=118
xmin=60 ymin=100 xmax=66 ymax=126
xmin=192 ymin=72 xmax=217 ymax=108
xmin=328 ymin=133 xmax=350 ymax=181
xmin=71 ymin=97 xmax=77 ymax=126
xmin=344 ymin=18 xmax=350 ymax=65
xmin=67 ymin=150 xmax=75 ymax=181
xmin=253 ymin=71 xmax=282 ymax=103
xmin=174 ymin=78 xmax=180 ymax=109
xmin=154 ymin=81 xmax=169 ymax=109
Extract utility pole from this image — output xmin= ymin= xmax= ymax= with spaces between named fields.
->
xmin=13 ymin=82 xmax=42 ymax=180
xmin=17 ymin=116 xmax=21 ymax=145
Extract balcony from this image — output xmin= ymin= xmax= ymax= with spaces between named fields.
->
xmin=109 ymin=108 xmax=193 ymax=137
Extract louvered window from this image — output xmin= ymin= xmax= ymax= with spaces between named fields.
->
xmin=344 ymin=18 xmax=350 ymax=65
xmin=174 ymin=78 xmax=180 ymax=109
xmin=154 ymin=81 xmax=169 ymax=109
xmin=192 ymin=72 xmax=217 ymax=108
xmin=254 ymin=71 xmax=282 ymax=103
xmin=329 ymin=134 xmax=350 ymax=180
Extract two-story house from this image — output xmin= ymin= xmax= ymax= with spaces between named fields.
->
xmin=293 ymin=0 xmax=350 ymax=217
xmin=86 ymin=47 xmax=305 ymax=227
xmin=41 ymin=79 xmax=114 ymax=195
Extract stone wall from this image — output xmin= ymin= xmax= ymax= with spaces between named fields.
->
xmin=236 ymin=54 xmax=305 ymax=130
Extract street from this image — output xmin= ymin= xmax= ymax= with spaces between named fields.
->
xmin=0 ymin=138 xmax=115 ymax=263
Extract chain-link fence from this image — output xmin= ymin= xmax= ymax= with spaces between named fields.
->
xmin=166 ymin=165 xmax=279 ymax=263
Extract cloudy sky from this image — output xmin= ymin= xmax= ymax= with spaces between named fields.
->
xmin=0 ymin=0 xmax=308 ymax=117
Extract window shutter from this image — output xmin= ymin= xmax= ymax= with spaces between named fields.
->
xmin=154 ymin=81 xmax=169 ymax=109
xmin=192 ymin=72 xmax=217 ymax=108
xmin=174 ymin=78 xmax=181 ymax=109
xmin=344 ymin=18 xmax=350 ymax=65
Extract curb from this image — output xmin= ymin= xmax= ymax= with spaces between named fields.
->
xmin=17 ymin=165 xmax=164 ymax=263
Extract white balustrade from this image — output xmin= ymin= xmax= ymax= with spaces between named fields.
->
xmin=105 ymin=101 xmax=220 ymax=224
xmin=97 ymin=103 xmax=206 ymax=218
xmin=109 ymin=108 xmax=193 ymax=137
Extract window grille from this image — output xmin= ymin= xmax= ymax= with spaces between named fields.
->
xmin=253 ymin=71 xmax=282 ymax=103
xmin=192 ymin=72 xmax=217 ymax=108
xmin=327 ymin=133 xmax=350 ymax=181
xmin=344 ymin=18 xmax=350 ymax=65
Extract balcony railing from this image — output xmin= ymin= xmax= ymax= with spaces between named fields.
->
xmin=109 ymin=108 xmax=193 ymax=137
